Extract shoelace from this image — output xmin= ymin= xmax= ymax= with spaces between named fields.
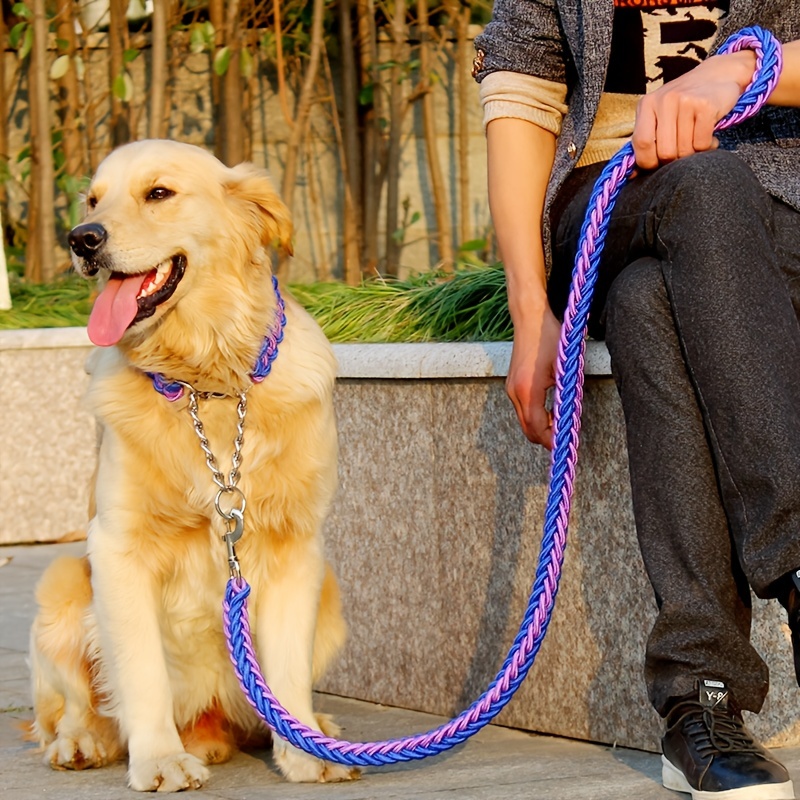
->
xmin=673 ymin=703 xmax=762 ymax=758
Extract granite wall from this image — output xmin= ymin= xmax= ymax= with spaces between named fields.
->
xmin=2 ymin=330 xmax=799 ymax=753
xmin=320 ymin=376 xmax=800 ymax=753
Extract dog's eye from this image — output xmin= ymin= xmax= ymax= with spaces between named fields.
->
xmin=86 ymin=196 xmax=98 ymax=209
xmin=146 ymin=187 xmax=175 ymax=202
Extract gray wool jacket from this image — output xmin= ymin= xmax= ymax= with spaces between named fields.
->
xmin=473 ymin=0 xmax=800 ymax=244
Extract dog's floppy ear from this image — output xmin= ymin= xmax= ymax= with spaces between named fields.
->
xmin=225 ymin=162 xmax=294 ymax=256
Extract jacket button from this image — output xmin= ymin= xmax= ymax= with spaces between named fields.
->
xmin=567 ymin=142 xmax=577 ymax=158
xmin=471 ymin=49 xmax=485 ymax=79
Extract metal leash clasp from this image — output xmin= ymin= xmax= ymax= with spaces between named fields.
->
xmin=215 ymin=486 xmax=246 ymax=580
xmin=223 ymin=508 xmax=244 ymax=580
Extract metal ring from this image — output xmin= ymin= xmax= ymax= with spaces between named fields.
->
xmin=214 ymin=486 xmax=246 ymax=520
xmin=176 ymin=379 xmax=196 ymax=394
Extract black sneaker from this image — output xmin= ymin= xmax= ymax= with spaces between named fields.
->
xmin=661 ymin=679 xmax=794 ymax=799
xmin=777 ymin=569 xmax=800 ymax=685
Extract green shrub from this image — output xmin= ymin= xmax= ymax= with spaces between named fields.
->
xmin=0 ymin=265 xmax=512 ymax=342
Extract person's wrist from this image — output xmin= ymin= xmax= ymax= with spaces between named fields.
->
xmin=505 ymin=268 xmax=547 ymax=306
xmin=509 ymin=301 xmax=555 ymax=337
xmin=508 ymin=288 xmax=548 ymax=308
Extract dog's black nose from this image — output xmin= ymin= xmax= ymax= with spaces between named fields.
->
xmin=69 ymin=223 xmax=108 ymax=259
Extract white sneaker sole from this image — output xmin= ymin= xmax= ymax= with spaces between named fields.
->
xmin=662 ymin=755 xmax=795 ymax=799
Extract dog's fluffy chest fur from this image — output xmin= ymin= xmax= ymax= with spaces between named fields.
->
xmin=82 ymin=346 xmax=338 ymax=729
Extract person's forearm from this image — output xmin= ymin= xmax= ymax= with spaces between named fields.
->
xmin=769 ymin=39 xmax=800 ymax=106
xmin=486 ymin=117 xmax=557 ymax=327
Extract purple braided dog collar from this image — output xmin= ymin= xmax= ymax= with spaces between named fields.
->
xmin=148 ymin=274 xmax=286 ymax=400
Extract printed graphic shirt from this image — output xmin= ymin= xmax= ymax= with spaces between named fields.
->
xmin=480 ymin=0 xmax=731 ymax=167
xmin=606 ymin=0 xmax=729 ymax=94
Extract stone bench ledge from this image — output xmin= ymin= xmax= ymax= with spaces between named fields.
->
xmin=0 ymin=328 xmax=612 ymax=378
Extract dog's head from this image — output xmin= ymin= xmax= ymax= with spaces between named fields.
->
xmin=70 ymin=140 xmax=292 ymax=348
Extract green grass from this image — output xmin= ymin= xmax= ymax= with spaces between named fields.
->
xmin=0 ymin=271 xmax=94 ymax=329
xmin=0 ymin=265 xmax=513 ymax=343
xmin=291 ymin=265 xmax=512 ymax=343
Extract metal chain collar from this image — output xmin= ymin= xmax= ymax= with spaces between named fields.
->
xmin=184 ymin=384 xmax=249 ymax=579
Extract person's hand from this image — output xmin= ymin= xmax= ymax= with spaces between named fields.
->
xmin=632 ymin=50 xmax=756 ymax=170
xmin=505 ymin=302 xmax=562 ymax=449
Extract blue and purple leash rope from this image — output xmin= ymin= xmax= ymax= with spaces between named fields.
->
xmin=223 ymin=26 xmax=782 ymax=768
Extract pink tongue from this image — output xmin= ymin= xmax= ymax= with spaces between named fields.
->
xmin=87 ymin=275 xmax=148 ymax=346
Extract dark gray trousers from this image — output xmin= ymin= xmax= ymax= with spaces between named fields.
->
xmin=548 ymin=149 xmax=800 ymax=715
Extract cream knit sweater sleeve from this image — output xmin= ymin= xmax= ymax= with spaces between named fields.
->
xmin=479 ymin=70 xmax=568 ymax=135
xmin=481 ymin=71 xmax=640 ymax=168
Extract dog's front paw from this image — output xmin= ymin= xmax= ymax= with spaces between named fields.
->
xmin=128 ymin=752 xmax=210 ymax=792
xmin=319 ymin=761 xmax=362 ymax=783
xmin=275 ymin=744 xmax=360 ymax=783
xmin=44 ymin=729 xmax=108 ymax=770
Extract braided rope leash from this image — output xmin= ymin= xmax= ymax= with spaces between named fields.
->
xmin=223 ymin=26 xmax=782 ymax=768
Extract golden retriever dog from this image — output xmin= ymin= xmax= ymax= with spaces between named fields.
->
xmin=29 ymin=139 xmax=358 ymax=791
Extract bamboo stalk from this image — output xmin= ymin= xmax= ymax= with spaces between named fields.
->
xmin=78 ymin=20 xmax=99 ymax=173
xmin=303 ymin=128 xmax=331 ymax=282
xmin=148 ymin=0 xmax=168 ymax=139
xmin=418 ymin=0 xmax=453 ymax=270
xmin=357 ymin=0 xmax=381 ymax=273
xmin=338 ymin=0 xmax=361 ymax=224
xmin=108 ymin=0 xmax=131 ymax=146
xmin=384 ymin=0 xmax=407 ymax=276
xmin=273 ymin=0 xmax=294 ymax=129
xmin=29 ymin=0 xmax=56 ymax=283
xmin=278 ymin=0 xmax=326 ymax=253
xmin=0 ymin=7 xmax=10 ymax=244
xmin=221 ymin=0 xmax=243 ymax=165
xmin=55 ymin=0 xmax=85 ymax=177
xmin=322 ymin=46 xmax=361 ymax=284
xmin=455 ymin=3 xmax=470 ymax=245
xmin=208 ymin=0 xmax=224 ymax=160
xmin=0 ymin=205 xmax=9 ymax=309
